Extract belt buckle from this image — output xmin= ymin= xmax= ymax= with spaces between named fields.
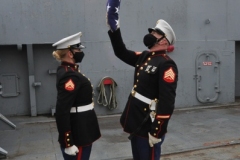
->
xmin=131 ymin=90 xmax=136 ymax=97
xmin=150 ymin=99 xmax=158 ymax=106
xmin=149 ymin=98 xmax=158 ymax=110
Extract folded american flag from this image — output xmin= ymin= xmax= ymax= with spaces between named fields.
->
xmin=106 ymin=0 xmax=121 ymax=31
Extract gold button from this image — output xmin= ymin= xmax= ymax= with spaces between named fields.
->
xmin=156 ymin=127 xmax=158 ymax=130
xmin=134 ymin=85 xmax=137 ymax=88
xmin=136 ymin=65 xmax=139 ymax=67
xmin=152 ymin=52 xmax=155 ymax=55
xmin=67 ymin=139 xmax=70 ymax=141
xmin=137 ymin=79 xmax=139 ymax=82
xmin=158 ymin=121 xmax=161 ymax=124
xmin=148 ymin=71 xmax=150 ymax=73
xmin=137 ymin=73 xmax=139 ymax=76
xmin=140 ymin=67 xmax=143 ymax=70
xmin=66 ymin=134 xmax=69 ymax=136
xmin=145 ymin=63 xmax=148 ymax=66
xmin=144 ymin=108 xmax=147 ymax=111
xmin=154 ymin=133 xmax=156 ymax=136
xmin=148 ymin=58 xmax=151 ymax=61
xmin=68 ymin=144 xmax=70 ymax=147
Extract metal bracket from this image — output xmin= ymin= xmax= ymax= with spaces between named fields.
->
xmin=0 ymin=147 xmax=8 ymax=159
xmin=32 ymin=82 xmax=41 ymax=87
xmin=48 ymin=70 xmax=57 ymax=75
xmin=0 ymin=113 xmax=16 ymax=129
xmin=0 ymin=83 xmax=2 ymax=95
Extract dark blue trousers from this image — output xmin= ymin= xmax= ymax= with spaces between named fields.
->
xmin=131 ymin=135 xmax=165 ymax=160
xmin=60 ymin=145 xmax=92 ymax=160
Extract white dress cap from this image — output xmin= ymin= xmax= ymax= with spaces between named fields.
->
xmin=148 ymin=19 xmax=176 ymax=45
xmin=52 ymin=32 xmax=85 ymax=49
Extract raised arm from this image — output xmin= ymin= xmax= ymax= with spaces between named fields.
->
xmin=106 ymin=0 xmax=142 ymax=67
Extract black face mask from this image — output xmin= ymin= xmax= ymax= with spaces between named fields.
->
xmin=73 ymin=51 xmax=85 ymax=63
xmin=143 ymin=33 xmax=158 ymax=49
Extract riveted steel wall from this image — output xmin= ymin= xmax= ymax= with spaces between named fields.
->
xmin=0 ymin=45 xmax=30 ymax=115
xmin=0 ymin=0 xmax=240 ymax=115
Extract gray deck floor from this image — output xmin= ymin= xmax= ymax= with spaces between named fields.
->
xmin=1 ymin=103 xmax=240 ymax=160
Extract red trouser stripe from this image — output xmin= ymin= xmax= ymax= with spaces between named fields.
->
xmin=151 ymin=147 xmax=154 ymax=160
xmin=77 ymin=146 xmax=83 ymax=160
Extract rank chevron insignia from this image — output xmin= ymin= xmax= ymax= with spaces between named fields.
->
xmin=65 ymin=79 xmax=75 ymax=91
xmin=163 ymin=67 xmax=175 ymax=83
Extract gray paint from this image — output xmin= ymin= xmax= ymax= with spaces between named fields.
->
xmin=1 ymin=105 xmax=240 ymax=159
xmin=1 ymin=0 xmax=240 ymax=44
xmin=0 ymin=45 xmax=30 ymax=115
xmin=172 ymin=41 xmax=235 ymax=108
xmin=27 ymin=45 xmax=37 ymax=116
xmin=33 ymin=44 xmax=59 ymax=115
xmin=195 ymin=52 xmax=220 ymax=103
xmin=0 ymin=0 xmax=240 ymax=115
xmin=0 ymin=147 xmax=7 ymax=157
xmin=0 ymin=113 xmax=16 ymax=130
xmin=0 ymin=74 xmax=20 ymax=97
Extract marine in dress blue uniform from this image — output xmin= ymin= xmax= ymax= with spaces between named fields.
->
xmin=106 ymin=0 xmax=178 ymax=159
xmin=52 ymin=32 xmax=101 ymax=160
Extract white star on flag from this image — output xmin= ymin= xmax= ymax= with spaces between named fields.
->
xmin=115 ymin=7 xmax=119 ymax=13
xmin=107 ymin=3 xmax=111 ymax=12
xmin=115 ymin=19 xmax=120 ymax=28
xmin=106 ymin=0 xmax=121 ymax=31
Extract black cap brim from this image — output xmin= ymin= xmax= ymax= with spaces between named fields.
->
xmin=148 ymin=28 xmax=165 ymax=36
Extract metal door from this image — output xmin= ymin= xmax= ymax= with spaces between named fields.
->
xmin=0 ymin=74 xmax=20 ymax=97
xmin=195 ymin=51 xmax=220 ymax=103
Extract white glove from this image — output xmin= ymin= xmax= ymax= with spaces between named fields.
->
xmin=64 ymin=145 xmax=79 ymax=156
xmin=148 ymin=132 xmax=161 ymax=147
